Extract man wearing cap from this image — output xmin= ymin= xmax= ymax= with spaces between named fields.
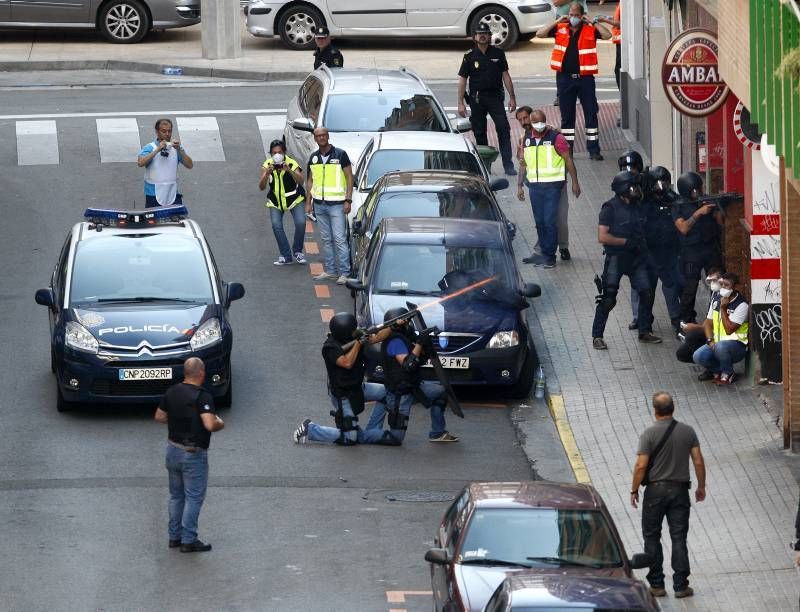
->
xmin=313 ymin=26 xmax=344 ymax=70
xmin=457 ymin=22 xmax=518 ymax=176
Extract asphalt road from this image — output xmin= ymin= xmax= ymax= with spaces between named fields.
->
xmin=0 ymin=74 xmax=574 ymax=611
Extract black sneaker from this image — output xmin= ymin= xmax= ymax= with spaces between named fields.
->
xmin=169 ymin=539 xmax=181 ymax=549
xmin=674 ymin=587 xmax=694 ymax=599
xmin=638 ymin=332 xmax=662 ymax=344
xmin=522 ymin=254 xmax=539 ymax=264
xmin=589 ymin=152 xmax=605 ymax=161
xmin=627 ymin=319 xmax=638 ymax=330
xmin=592 ymin=337 xmax=608 ymax=350
xmin=180 ymin=540 xmax=212 ymax=553
xmin=559 ymin=248 xmax=571 ymax=261
xmin=504 ymin=166 xmax=518 ymax=176
xmin=697 ymin=370 xmax=716 ymax=381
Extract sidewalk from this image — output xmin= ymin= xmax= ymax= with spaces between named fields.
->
xmin=502 ymin=109 xmax=800 ymax=611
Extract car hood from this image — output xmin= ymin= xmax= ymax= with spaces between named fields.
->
xmin=74 ymin=304 xmax=214 ymax=347
xmin=368 ymin=294 xmax=517 ymax=335
xmin=454 ymin=565 xmax=626 ymax=611
xmin=329 ymin=132 xmax=375 ymax=164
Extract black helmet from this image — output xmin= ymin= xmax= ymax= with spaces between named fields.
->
xmin=618 ymin=150 xmax=643 ymax=173
xmin=611 ymin=171 xmax=641 ymax=197
xmin=473 ymin=22 xmax=492 ymax=35
xmin=269 ymin=138 xmax=286 ymax=153
xmin=329 ymin=312 xmax=357 ymax=343
xmin=383 ymin=307 xmax=410 ymax=323
xmin=648 ymin=166 xmax=672 ymax=184
xmin=676 ymin=171 xmax=703 ymax=198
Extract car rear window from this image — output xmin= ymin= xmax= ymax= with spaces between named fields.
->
xmin=370 ymin=190 xmax=499 ymax=232
xmin=324 ymin=93 xmax=449 ymax=133
xmin=366 ymin=150 xmax=483 ymax=187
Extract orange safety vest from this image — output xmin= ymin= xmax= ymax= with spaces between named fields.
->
xmin=550 ymin=23 xmax=599 ymax=75
xmin=611 ymin=4 xmax=621 ymax=44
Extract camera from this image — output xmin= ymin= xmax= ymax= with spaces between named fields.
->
xmin=159 ymin=142 xmax=171 ymax=157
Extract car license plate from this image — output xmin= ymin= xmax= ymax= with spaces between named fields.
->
xmin=118 ymin=367 xmax=172 ymax=381
xmin=423 ymin=356 xmax=470 ymax=369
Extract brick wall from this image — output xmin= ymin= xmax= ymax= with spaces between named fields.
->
xmin=783 ymin=177 xmax=800 ymax=449
xmin=717 ymin=0 xmax=751 ymax=108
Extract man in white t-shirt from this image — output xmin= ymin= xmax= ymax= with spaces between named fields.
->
xmin=137 ymin=118 xmax=194 ymax=208
xmin=692 ymin=272 xmax=749 ymax=385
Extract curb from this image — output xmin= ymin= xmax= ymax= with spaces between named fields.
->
xmin=546 ymin=392 xmax=592 ymax=484
xmin=0 ymin=60 xmax=307 ymax=81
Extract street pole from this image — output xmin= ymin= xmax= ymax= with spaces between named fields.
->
xmin=200 ymin=0 xmax=242 ymax=60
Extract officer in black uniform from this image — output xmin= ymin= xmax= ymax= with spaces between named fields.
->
xmin=457 ymin=22 xmax=518 ymax=176
xmin=591 ymin=171 xmax=661 ymax=350
xmin=672 ymin=171 xmax=723 ymax=325
xmin=367 ymin=308 xmax=458 ymax=444
xmin=313 ymin=25 xmax=344 ymax=70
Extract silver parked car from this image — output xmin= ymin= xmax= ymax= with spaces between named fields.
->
xmin=0 ymin=0 xmax=200 ymax=43
xmin=244 ymin=0 xmax=554 ymax=50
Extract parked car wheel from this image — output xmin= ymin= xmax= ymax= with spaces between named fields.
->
xmin=470 ymin=6 xmax=518 ymax=50
xmin=278 ymin=5 xmax=325 ymax=50
xmin=99 ymin=0 xmax=151 ymax=44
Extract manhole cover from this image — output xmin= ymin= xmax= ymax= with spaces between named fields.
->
xmin=384 ymin=491 xmax=455 ymax=503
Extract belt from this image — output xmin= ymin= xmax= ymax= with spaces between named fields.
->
xmin=168 ymin=440 xmax=202 ymax=453
xmin=313 ymin=198 xmax=344 ymax=205
xmin=648 ymin=480 xmax=690 ymax=487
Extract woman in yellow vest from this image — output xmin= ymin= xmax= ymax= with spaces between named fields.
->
xmin=692 ymin=272 xmax=749 ymax=385
xmin=259 ymin=140 xmax=306 ymax=266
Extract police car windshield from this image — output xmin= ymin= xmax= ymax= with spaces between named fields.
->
xmin=69 ymin=234 xmax=214 ymax=305
xmin=366 ymin=151 xmax=483 ymax=188
xmin=370 ymin=191 xmax=498 ymax=233
xmin=323 ymin=94 xmax=449 ymax=133
xmin=373 ymin=244 xmax=513 ymax=296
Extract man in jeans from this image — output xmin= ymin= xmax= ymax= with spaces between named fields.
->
xmin=154 ymin=357 xmax=224 ymax=553
xmin=516 ymin=108 xmax=580 ymax=268
xmin=305 ymin=127 xmax=353 ymax=285
xmin=630 ymin=391 xmax=706 ymax=599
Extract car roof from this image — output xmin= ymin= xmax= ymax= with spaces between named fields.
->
xmin=372 ymin=131 xmax=472 ymax=152
xmin=377 ymin=170 xmax=489 ymax=192
xmin=73 ymin=219 xmax=202 ymax=243
xmin=465 ymin=481 xmax=606 ymax=510
xmin=380 ymin=217 xmax=505 ymax=247
xmin=320 ymin=67 xmax=432 ymax=94
xmin=502 ymin=573 xmax=652 ymax=609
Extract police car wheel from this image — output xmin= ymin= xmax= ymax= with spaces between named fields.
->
xmin=278 ymin=5 xmax=325 ymax=50
xmin=216 ymin=363 xmax=233 ymax=408
xmin=98 ymin=0 xmax=151 ymax=44
xmin=469 ymin=7 xmax=518 ymax=50
xmin=56 ymin=383 xmax=75 ymax=413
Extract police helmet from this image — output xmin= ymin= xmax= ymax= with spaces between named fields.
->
xmin=617 ymin=150 xmax=644 ymax=173
xmin=384 ymin=307 xmax=410 ymax=323
xmin=611 ymin=171 xmax=641 ymax=197
xmin=676 ymin=171 xmax=703 ymax=198
xmin=648 ymin=166 xmax=672 ymax=184
xmin=269 ymin=138 xmax=286 ymax=153
xmin=473 ymin=22 xmax=492 ymax=35
xmin=329 ymin=312 xmax=357 ymax=343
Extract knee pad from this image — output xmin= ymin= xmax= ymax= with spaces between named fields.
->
xmin=600 ymin=293 xmax=617 ymax=314
xmin=387 ymin=409 xmax=408 ymax=431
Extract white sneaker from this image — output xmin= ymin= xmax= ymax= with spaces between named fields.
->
xmin=313 ymin=271 xmax=337 ymax=281
xmin=294 ymin=252 xmax=307 ymax=264
xmin=273 ymin=256 xmax=291 ymax=266
xmin=336 ymin=274 xmax=349 ymax=285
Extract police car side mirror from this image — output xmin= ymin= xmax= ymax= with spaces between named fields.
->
xmin=226 ymin=282 xmax=245 ymax=305
xmin=452 ymin=118 xmax=472 ymax=133
xmin=291 ymin=118 xmax=315 ymax=132
xmin=489 ymin=178 xmax=509 ymax=192
xmin=424 ymin=548 xmax=450 ymax=565
xmin=521 ymin=283 xmax=541 ymax=298
xmin=345 ymin=279 xmax=365 ymax=292
xmin=629 ymin=552 xmax=653 ymax=570
xmin=35 ymin=288 xmax=55 ymax=310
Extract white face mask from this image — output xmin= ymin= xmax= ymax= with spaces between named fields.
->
xmin=271 ymin=153 xmax=285 ymax=165
xmin=719 ymin=287 xmax=733 ymax=297
xmin=531 ymin=122 xmax=546 ymax=132
xmin=569 ymin=16 xmax=582 ymax=27
xmin=709 ymin=281 xmax=721 ymax=292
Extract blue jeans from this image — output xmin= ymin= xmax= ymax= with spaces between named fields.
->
xmin=528 ymin=182 xmax=564 ymax=261
xmin=165 ymin=444 xmax=209 ymax=544
xmin=692 ymin=340 xmax=747 ymax=375
xmin=366 ymin=381 xmax=448 ymax=440
xmin=315 ymin=200 xmax=350 ymax=276
xmin=308 ymin=382 xmax=387 ymax=444
xmin=269 ymin=205 xmax=306 ymax=259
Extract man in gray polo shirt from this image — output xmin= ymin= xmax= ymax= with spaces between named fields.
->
xmin=630 ymin=391 xmax=706 ymax=600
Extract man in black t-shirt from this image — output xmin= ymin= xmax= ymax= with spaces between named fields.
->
xmin=154 ymin=357 xmax=224 ymax=553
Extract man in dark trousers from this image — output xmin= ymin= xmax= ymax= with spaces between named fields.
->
xmin=457 ymin=22 xmax=518 ymax=176
xmin=536 ymin=2 xmax=611 ymax=160
xmin=154 ymin=357 xmax=224 ymax=553
xmin=630 ymin=391 xmax=706 ymax=600
xmin=313 ymin=25 xmax=343 ymax=70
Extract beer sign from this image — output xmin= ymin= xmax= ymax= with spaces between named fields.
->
xmin=662 ymin=28 xmax=729 ymax=117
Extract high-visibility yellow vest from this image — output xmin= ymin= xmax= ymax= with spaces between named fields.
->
xmin=263 ymin=156 xmax=304 ymax=211
xmin=522 ymin=130 xmax=567 ymax=183
xmin=309 ymin=147 xmax=347 ymax=201
xmin=712 ymin=293 xmax=749 ymax=344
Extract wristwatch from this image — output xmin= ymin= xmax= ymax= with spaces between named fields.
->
xmin=345 ymin=198 xmax=353 ymax=203
xmin=630 ymin=490 xmax=638 ymax=495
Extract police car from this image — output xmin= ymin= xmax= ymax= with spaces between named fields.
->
xmin=35 ymin=206 xmax=245 ymax=412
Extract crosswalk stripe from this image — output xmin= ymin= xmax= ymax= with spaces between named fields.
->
xmin=16 ymin=120 xmax=59 ymax=166
xmin=175 ymin=116 xmax=225 ymax=162
xmin=96 ymin=118 xmax=140 ymax=163
xmin=257 ymin=115 xmax=286 ymax=158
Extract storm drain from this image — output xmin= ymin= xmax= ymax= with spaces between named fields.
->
xmin=383 ymin=491 xmax=456 ymax=503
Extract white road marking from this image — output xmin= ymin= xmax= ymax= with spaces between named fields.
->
xmin=176 ymin=116 xmax=225 ymax=162
xmin=0 ymin=109 xmax=287 ymax=121
xmin=257 ymin=115 xmax=287 ymax=157
xmin=96 ymin=118 xmax=141 ymax=163
xmin=16 ymin=120 xmax=59 ymax=165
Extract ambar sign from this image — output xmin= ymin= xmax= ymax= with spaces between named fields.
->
xmin=662 ymin=28 xmax=729 ymax=117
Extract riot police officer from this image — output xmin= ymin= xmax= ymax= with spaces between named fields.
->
xmin=457 ymin=22 xmax=518 ymax=176
xmin=313 ymin=25 xmax=344 ymax=70
xmin=618 ymin=150 xmax=644 ymax=175
xmin=363 ymin=308 xmax=459 ymax=444
xmin=672 ymin=171 xmax=723 ymax=325
xmin=591 ymin=171 xmax=661 ymax=350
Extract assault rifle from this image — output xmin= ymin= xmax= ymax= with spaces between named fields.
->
xmin=675 ymin=191 xmax=742 ymax=217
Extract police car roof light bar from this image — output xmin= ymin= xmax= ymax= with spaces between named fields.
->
xmin=83 ymin=205 xmax=189 ymax=228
